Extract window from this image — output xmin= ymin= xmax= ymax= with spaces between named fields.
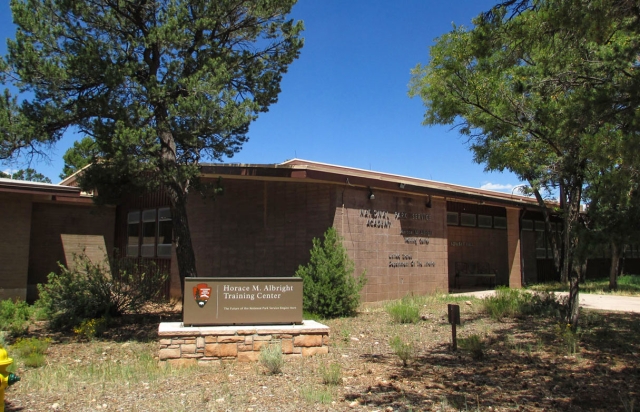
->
xmin=127 ymin=208 xmax=172 ymax=258
xmin=460 ymin=213 xmax=476 ymax=227
xmin=127 ymin=211 xmax=140 ymax=257
xmin=447 ymin=212 xmax=459 ymax=225
xmin=141 ymin=209 xmax=157 ymax=257
xmin=493 ymin=216 xmax=507 ymax=229
xmin=157 ymin=207 xmax=172 ymax=258
xmin=522 ymin=219 xmax=533 ymax=231
xmin=478 ymin=215 xmax=492 ymax=228
xmin=535 ymin=230 xmax=547 ymax=258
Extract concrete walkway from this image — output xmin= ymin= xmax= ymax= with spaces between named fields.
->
xmin=452 ymin=290 xmax=640 ymax=314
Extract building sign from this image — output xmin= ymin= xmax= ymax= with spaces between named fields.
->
xmin=183 ymin=277 xmax=303 ymax=326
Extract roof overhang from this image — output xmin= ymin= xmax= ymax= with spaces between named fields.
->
xmin=200 ymin=159 xmax=543 ymax=210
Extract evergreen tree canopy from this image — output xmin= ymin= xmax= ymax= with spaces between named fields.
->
xmin=1 ymin=0 xmax=304 ymax=288
xmin=0 ymin=167 xmax=52 ymax=183
xmin=410 ymin=0 xmax=640 ymax=327
xmin=60 ymin=137 xmax=97 ymax=180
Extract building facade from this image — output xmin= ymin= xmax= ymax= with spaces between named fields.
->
xmin=4 ymin=159 xmax=636 ymax=303
xmin=0 ymin=178 xmax=114 ymax=301
xmin=118 ymin=160 xmax=541 ymax=301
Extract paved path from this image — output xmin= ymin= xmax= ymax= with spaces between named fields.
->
xmin=453 ymin=290 xmax=640 ymax=314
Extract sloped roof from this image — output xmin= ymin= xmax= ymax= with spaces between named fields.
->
xmin=0 ymin=177 xmax=81 ymax=196
xmin=200 ymin=158 xmax=540 ymax=209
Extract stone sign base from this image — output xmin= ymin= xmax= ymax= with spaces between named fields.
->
xmin=158 ymin=320 xmax=330 ymax=365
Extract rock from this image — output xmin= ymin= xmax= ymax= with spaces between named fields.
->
xmin=465 ymin=300 xmax=472 ymax=306
xmin=349 ymin=400 xmax=360 ymax=408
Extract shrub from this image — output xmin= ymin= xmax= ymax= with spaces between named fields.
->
xmin=389 ymin=335 xmax=416 ymax=367
xmin=385 ymin=296 xmax=421 ymax=324
xmin=37 ymin=252 xmax=168 ymax=330
xmin=259 ymin=343 xmax=284 ymax=375
xmin=296 ymin=228 xmax=366 ymax=318
xmin=11 ymin=337 xmax=50 ymax=368
xmin=0 ymin=299 xmax=32 ymax=337
xmin=74 ymin=317 xmax=108 ymax=340
xmin=300 ymin=386 xmax=333 ymax=404
xmin=458 ymin=334 xmax=484 ymax=360
xmin=482 ymin=287 xmax=564 ymax=320
xmin=554 ymin=323 xmax=579 ymax=355
xmin=320 ymin=362 xmax=342 ymax=385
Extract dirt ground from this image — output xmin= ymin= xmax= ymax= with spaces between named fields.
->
xmin=4 ymin=298 xmax=640 ymax=411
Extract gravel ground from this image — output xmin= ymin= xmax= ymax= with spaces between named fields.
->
xmin=4 ymin=298 xmax=640 ymax=411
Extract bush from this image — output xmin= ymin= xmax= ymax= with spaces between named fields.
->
xmin=259 ymin=343 xmax=284 ymax=375
xmin=0 ymin=299 xmax=33 ymax=337
xmin=296 ymin=228 xmax=366 ymax=318
xmin=554 ymin=323 xmax=579 ymax=355
xmin=385 ymin=296 xmax=421 ymax=324
xmin=11 ymin=337 xmax=50 ymax=368
xmin=458 ymin=334 xmax=484 ymax=360
xmin=37 ymin=252 xmax=168 ymax=329
xmin=320 ymin=362 xmax=342 ymax=385
xmin=74 ymin=317 xmax=108 ymax=340
xmin=482 ymin=287 xmax=564 ymax=320
xmin=389 ymin=335 xmax=416 ymax=367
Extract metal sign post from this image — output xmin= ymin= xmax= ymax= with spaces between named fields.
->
xmin=448 ymin=304 xmax=461 ymax=351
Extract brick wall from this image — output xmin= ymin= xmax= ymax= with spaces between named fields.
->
xmin=0 ymin=193 xmax=33 ymax=300
xmin=334 ymin=188 xmax=448 ymax=302
xmin=447 ymin=225 xmax=509 ymax=286
xmin=27 ymin=202 xmax=115 ymax=301
xmin=506 ymin=208 xmax=522 ymax=288
xmin=184 ymin=179 xmax=335 ymax=282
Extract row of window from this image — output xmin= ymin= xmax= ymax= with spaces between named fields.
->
xmin=447 ymin=212 xmax=507 ymax=229
xmin=127 ymin=208 xmax=172 ymax=258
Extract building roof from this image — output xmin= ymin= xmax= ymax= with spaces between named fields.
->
xmin=200 ymin=158 xmax=541 ymax=209
xmin=0 ymin=177 xmax=81 ymax=196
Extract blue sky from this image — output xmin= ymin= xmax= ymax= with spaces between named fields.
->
xmin=0 ymin=0 xmax=521 ymax=191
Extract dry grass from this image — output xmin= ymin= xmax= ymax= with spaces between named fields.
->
xmin=3 ymin=294 xmax=640 ymax=411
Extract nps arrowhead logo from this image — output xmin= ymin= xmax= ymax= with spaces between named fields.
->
xmin=193 ymin=283 xmax=211 ymax=308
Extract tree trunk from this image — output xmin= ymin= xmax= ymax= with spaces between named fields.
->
xmin=531 ymin=185 xmax=564 ymax=280
xmin=578 ymin=260 xmax=587 ymax=283
xmin=167 ymin=185 xmax=198 ymax=298
xmin=609 ymin=242 xmax=620 ymax=291
xmin=568 ymin=271 xmax=580 ymax=330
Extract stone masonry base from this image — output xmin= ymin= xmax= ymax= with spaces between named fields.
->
xmin=158 ymin=321 xmax=330 ymax=365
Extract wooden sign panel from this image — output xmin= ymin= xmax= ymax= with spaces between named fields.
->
xmin=183 ymin=277 xmax=303 ymax=326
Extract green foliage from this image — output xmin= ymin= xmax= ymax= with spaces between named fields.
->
xmin=2 ymin=0 xmax=304 ymax=285
xmin=553 ymin=323 xmax=579 ymax=355
xmin=319 ymin=362 xmax=342 ymax=386
xmin=0 ymin=168 xmax=51 ymax=183
xmin=389 ymin=335 xmax=417 ymax=367
xmin=458 ymin=334 xmax=484 ymax=360
xmin=0 ymin=298 xmax=33 ymax=337
xmin=410 ymin=0 xmax=640 ymax=313
xmin=300 ymin=386 xmax=333 ymax=404
xmin=37 ymin=253 xmax=168 ymax=330
xmin=302 ymin=311 xmax=324 ymax=321
xmin=60 ymin=137 xmax=97 ymax=179
xmin=259 ymin=343 xmax=284 ymax=375
xmin=296 ymin=228 xmax=366 ymax=318
xmin=385 ymin=296 xmax=421 ymax=324
xmin=529 ymin=275 xmax=640 ymax=296
xmin=74 ymin=317 xmax=108 ymax=340
xmin=11 ymin=337 xmax=51 ymax=368
xmin=482 ymin=287 xmax=564 ymax=321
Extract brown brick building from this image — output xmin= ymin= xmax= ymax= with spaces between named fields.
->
xmin=113 ymin=160 xmax=562 ymax=301
xmin=3 ymin=159 xmax=635 ymax=303
xmin=0 ymin=178 xmax=114 ymax=301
